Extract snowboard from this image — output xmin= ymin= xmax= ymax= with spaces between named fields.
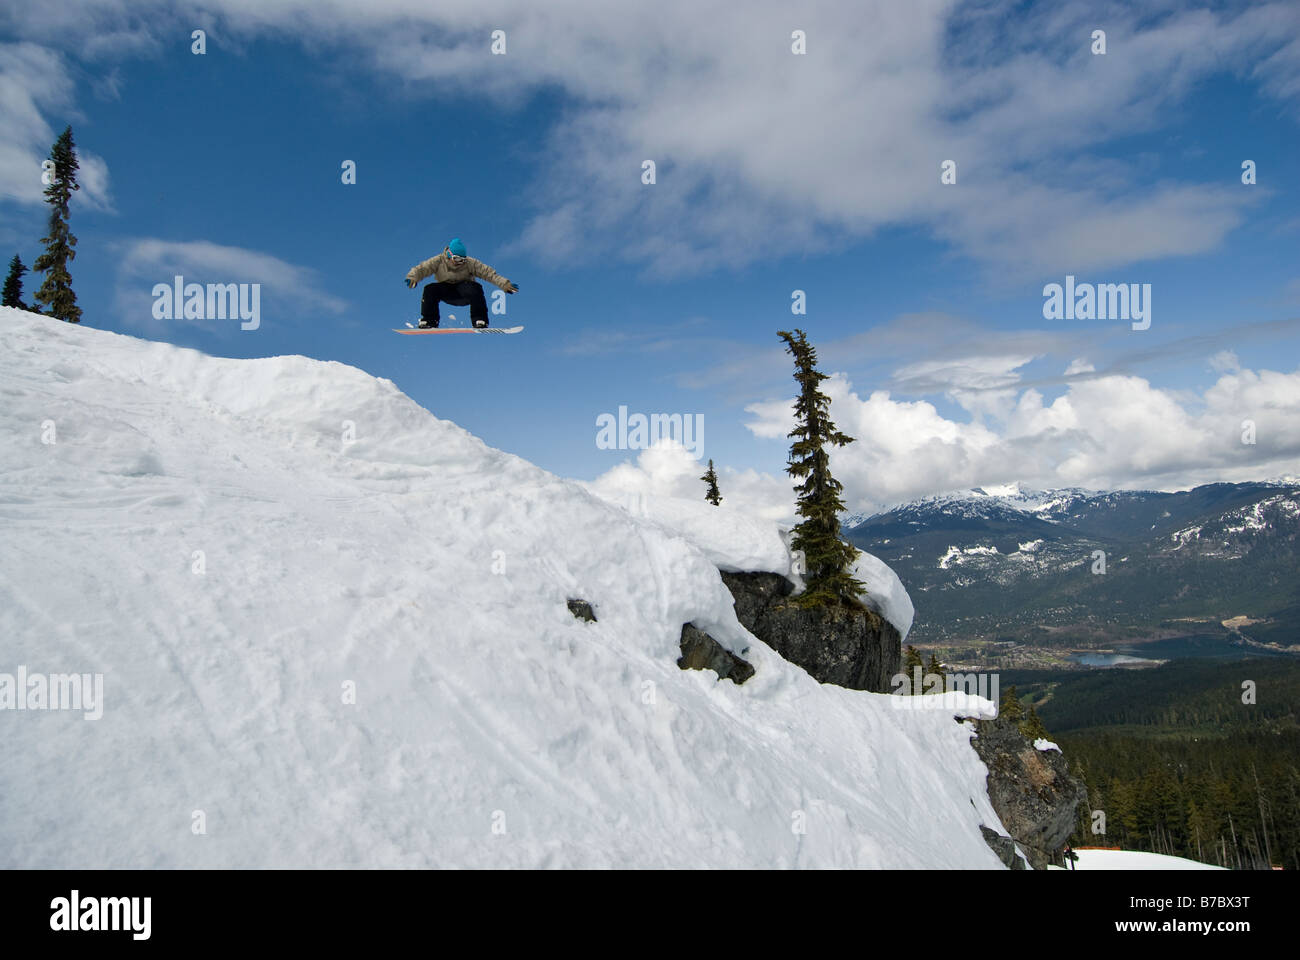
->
xmin=395 ymin=325 xmax=523 ymax=335
xmin=396 ymin=315 xmax=522 ymax=335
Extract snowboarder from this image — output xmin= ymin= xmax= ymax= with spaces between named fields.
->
xmin=405 ymin=238 xmax=518 ymax=329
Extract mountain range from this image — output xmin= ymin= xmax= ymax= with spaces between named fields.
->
xmin=845 ymin=481 xmax=1300 ymax=659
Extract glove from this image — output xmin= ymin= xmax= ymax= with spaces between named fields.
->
xmin=405 ymin=276 xmax=417 ymax=289
xmin=505 ymin=281 xmax=519 ymax=294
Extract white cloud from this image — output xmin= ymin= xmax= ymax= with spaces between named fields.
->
xmin=1209 ymin=350 xmax=1241 ymax=373
xmin=113 ymin=238 xmax=348 ymax=334
xmin=743 ymin=363 xmax=1300 ymax=513
xmin=0 ymin=42 xmax=114 ymax=212
xmin=893 ymin=354 xmax=1034 ymax=393
xmin=587 ymin=438 xmax=796 ymax=523
xmin=3 ymin=1 xmax=1295 ymax=276
xmin=892 ymin=353 xmax=1034 ymax=420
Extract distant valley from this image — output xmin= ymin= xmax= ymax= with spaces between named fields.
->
xmin=846 ymin=480 xmax=1300 ymax=669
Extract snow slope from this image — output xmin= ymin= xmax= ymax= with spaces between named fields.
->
xmin=0 ymin=308 xmax=1001 ymax=868
xmin=1067 ymin=849 xmax=1226 ymax=870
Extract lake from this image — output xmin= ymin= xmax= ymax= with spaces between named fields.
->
xmin=1067 ymin=634 xmax=1295 ymax=667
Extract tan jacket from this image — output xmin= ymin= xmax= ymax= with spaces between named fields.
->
xmin=406 ymin=250 xmax=512 ymax=291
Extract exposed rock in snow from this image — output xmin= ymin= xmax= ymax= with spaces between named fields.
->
xmin=969 ymin=714 xmax=1087 ymax=870
xmin=720 ymin=571 xmax=901 ymax=692
xmin=590 ymin=492 xmax=915 ymax=640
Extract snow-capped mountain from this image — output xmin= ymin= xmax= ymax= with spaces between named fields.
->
xmin=0 ymin=308 xmax=1002 ymax=868
xmin=847 ymin=482 xmax=1300 ymax=648
xmin=858 ymin=481 xmax=1300 ymax=533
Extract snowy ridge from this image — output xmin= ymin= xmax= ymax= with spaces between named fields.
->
xmin=0 ymin=309 xmax=1001 ymax=868
xmin=867 ymin=484 xmax=1108 ymax=522
xmin=1168 ymin=494 xmax=1299 ymax=550
xmin=867 ymin=480 xmax=1300 ymax=526
xmin=592 ymin=493 xmax=916 ymax=640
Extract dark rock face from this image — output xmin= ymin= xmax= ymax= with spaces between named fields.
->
xmin=969 ymin=715 xmax=1088 ymax=870
xmin=719 ymin=571 xmax=901 ymax=692
xmin=979 ymin=825 xmax=1028 ymax=870
xmin=677 ymin=623 xmax=755 ymax=685
xmin=566 ymin=598 xmax=597 ymax=623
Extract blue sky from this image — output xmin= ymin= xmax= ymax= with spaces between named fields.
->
xmin=2 ymin=0 xmax=1298 ymax=516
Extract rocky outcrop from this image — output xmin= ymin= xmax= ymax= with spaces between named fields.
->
xmin=979 ymin=825 xmax=1028 ymax=870
xmin=565 ymin=592 xmax=754 ymax=685
xmin=677 ymin=623 xmax=755 ymax=685
xmin=719 ymin=571 xmax=901 ymax=692
xmin=565 ymin=595 xmax=754 ymax=684
xmin=566 ymin=598 xmax=597 ymax=623
xmin=969 ymin=715 xmax=1087 ymax=869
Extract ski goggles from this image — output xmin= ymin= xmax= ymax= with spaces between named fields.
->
xmin=446 ymin=250 xmax=467 ymax=265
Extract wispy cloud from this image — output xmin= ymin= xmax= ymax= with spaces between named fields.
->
xmin=113 ymin=238 xmax=348 ymax=335
xmin=672 ymin=313 xmax=1092 ymax=400
xmin=554 ymin=315 xmax=712 ymax=357
xmin=674 ymin=310 xmax=1300 ymax=408
xmin=4 ymin=1 xmax=1296 ymax=278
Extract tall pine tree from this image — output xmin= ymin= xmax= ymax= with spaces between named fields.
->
xmin=2 ymin=254 xmax=28 ymax=310
xmin=902 ymin=645 xmax=925 ymax=695
xmin=999 ymin=684 xmax=1024 ymax=722
xmin=1021 ymin=704 xmax=1050 ymax=742
xmin=926 ymin=653 xmax=946 ymax=688
xmin=700 ymin=459 xmax=723 ymax=506
xmin=33 ymin=126 xmax=82 ymax=323
xmin=778 ymin=329 xmax=864 ymax=607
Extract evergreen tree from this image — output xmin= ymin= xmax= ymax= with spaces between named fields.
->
xmin=777 ymin=329 xmax=864 ymax=607
xmin=2 ymin=254 xmax=28 ymax=310
xmin=902 ymin=645 xmax=924 ymax=694
xmin=32 ymin=126 xmax=82 ymax=323
xmin=700 ymin=458 xmax=723 ymax=506
xmin=999 ymin=684 xmax=1024 ymax=722
xmin=1021 ymin=704 xmax=1050 ymax=742
xmin=926 ymin=653 xmax=946 ymax=687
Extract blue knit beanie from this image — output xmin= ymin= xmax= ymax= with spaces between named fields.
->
xmin=448 ymin=238 xmax=467 ymax=257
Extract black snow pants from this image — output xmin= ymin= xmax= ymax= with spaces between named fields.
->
xmin=422 ymin=280 xmax=489 ymax=325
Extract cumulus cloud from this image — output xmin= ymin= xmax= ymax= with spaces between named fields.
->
xmin=743 ymin=363 xmax=1300 ymax=513
xmin=587 ymin=438 xmax=797 ymax=523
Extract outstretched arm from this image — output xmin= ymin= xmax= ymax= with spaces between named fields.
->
xmin=405 ymin=254 xmax=441 ymax=288
xmin=470 ymin=259 xmax=517 ymax=293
